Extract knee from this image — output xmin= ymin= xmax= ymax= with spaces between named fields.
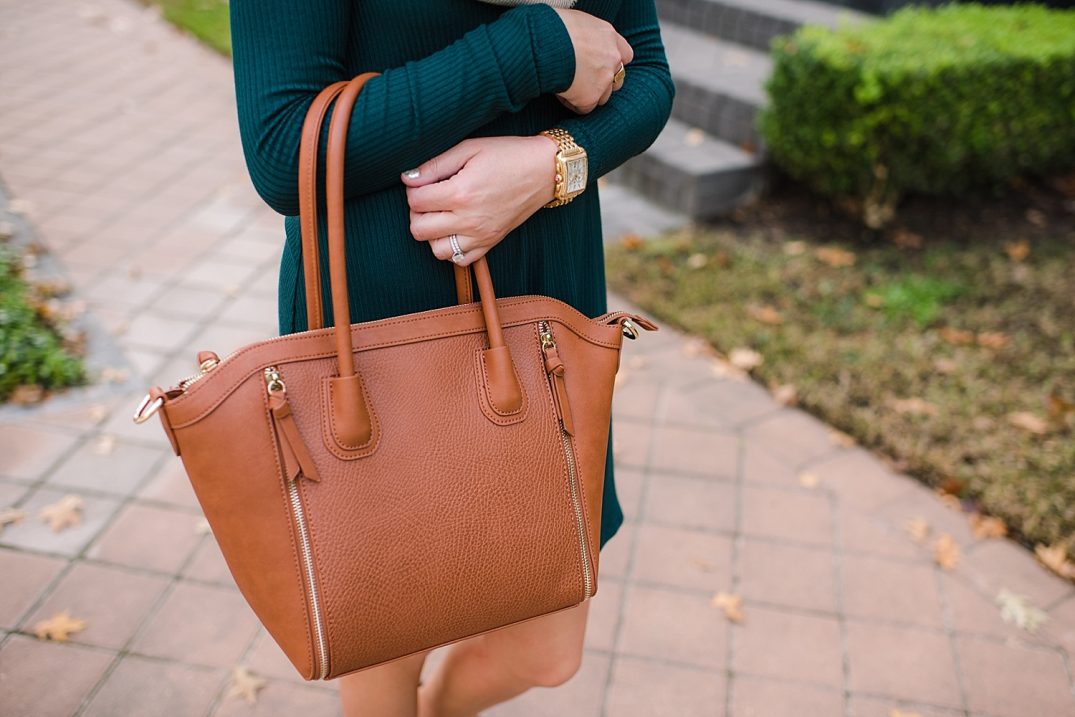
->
xmin=509 ymin=642 xmax=583 ymax=688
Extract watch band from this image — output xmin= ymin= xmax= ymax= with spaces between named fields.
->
xmin=540 ymin=128 xmax=586 ymax=208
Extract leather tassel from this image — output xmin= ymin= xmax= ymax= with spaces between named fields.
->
xmin=543 ymin=347 xmax=575 ymax=436
xmin=269 ymin=392 xmax=321 ymax=482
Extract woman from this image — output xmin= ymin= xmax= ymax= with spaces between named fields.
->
xmin=229 ymin=0 xmax=673 ymax=714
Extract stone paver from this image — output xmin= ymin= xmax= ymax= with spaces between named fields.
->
xmin=2 ymin=1 xmax=1075 ymax=716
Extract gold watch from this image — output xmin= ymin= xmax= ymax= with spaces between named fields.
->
xmin=539 ymin=128 xmax=588 ymax=207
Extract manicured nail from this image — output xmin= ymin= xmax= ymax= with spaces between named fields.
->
xmin=403 ymin=168 xmax=420 ymax=180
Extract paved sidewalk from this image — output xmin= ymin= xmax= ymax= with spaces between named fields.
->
xmin=2 ymin=1 xmax=1075 ymax=716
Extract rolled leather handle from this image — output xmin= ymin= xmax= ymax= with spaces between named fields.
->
xmin=307 ymin=73 xmax=523 ymax=444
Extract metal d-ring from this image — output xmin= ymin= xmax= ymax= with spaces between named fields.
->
xmin=132 ymin=394 xmax=164 ymax=424
xmin=621 ymin=318 xmax=639 ymax=340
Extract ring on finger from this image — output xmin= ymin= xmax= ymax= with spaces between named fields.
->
xmin=612 ymin=62 xmax=626 ymax=91
xmin=449 ymin=234 xmax=465 ymax=265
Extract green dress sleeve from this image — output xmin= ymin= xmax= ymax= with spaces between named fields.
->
xmin=555 ymin=0 xmax=675 ymax=182
xmin=229 ymin=1 xmax=576 ymax=216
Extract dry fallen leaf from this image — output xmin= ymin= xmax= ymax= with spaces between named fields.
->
xmin=620 ymin=233 xmax=643 ymax=250
xmin=828 ymin=428 xmax=855 ymax=448
xmin=939 ymin=327 xmax=974 ymax=346
xmin=933 ymin=357 xmax=960 ymax=374
xmin=10 ymin=385 xmax=44 ymax=405
xmin=783 ymin=240 xmax=806 ymax=256
xmin=798 ymin=472 xmax=820 ymax=489
xmin=976 ymin=331 xmax=1010 ymax=350
xmin=935 ymin=490 xmax=962 ymax=512
xmin=905 ymin=516 xmax=931 ymax=543
xmin=1007 ymin=411 xmax=1049 ymax=435
xmin=226 ymin=666 xmax=266 ymax=705
xmin=681 ymin=337 xmax=714 ymax=358
xmin=864 ymin=293 xmax=885 ymax=308
xmin=889 ymin=710 xmax=924 ymax=717
xmin=686 ymin=252 xmax=708 ymax=269
xmin=1035 ymin=544 xmax=1075 ymax=579
xmin=933 ymin=533 xmax=960 ymax=570
xmin=39 ymin=495 xmax=83 ymax=533
xmin=771 ymin=383 xmax=798 ymax=407
xmin=1004 ymin=240 xmax=1031 ymax=263
xmin=890 ymin=229 xmax=924 ymax=249
xmin=728 ymin=348 xmax=763 ymax=371
xmin=969 ymin=514 xmax=1007 ymax=540
xmin=746 ymin=304 xmax=783 ymax=325
xmin=1047 ymin=392 xmax=1075 ymax=421
xmin=32 ymin=611 xmax=87 ymax=642
xmin=0 ymin=507 xmax=28 ymax=534
xmin=711 ymin=592 xmax=744 ymax=623
xmin=888 ymin=397 xmax=938 ymax=417
xmin=815 ymin=246 xmax=856 ymax=268
xmin=996 ymin=589 xmax=1048 ymax=633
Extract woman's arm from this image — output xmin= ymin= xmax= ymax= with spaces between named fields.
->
xmin=229 ymin=0 xmax=576 ymax=216
xmin=554 ymin=0 xmax=675 ymax=181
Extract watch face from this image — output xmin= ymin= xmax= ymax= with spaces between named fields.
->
xmin=565 ymin=157 xmax=587 ymax=194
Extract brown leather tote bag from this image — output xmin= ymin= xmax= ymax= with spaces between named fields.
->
xmin=133 ymin=72 xmax=657 ymax=680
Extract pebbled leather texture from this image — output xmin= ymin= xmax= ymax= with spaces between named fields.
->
xmin=141 ymin=74 xmax=658 ymax=680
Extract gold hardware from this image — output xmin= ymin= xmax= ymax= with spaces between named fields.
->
xmin=132 ymin=394 xmax=164 ymax=424
xmin=177 ymin=355 xmax=221 ymax=391
xmin=621 ymin=318 xmax=639 ymax=340
xmin=264 ymin=367 xmax=286 ymax=393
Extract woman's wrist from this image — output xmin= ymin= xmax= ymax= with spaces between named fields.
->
xmin=531 ymin=133 xmax=560 ymax=207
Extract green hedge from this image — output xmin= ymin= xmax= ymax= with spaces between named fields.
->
xmin=0 ymin=248 xmax=84 ymax=402
xmin=759 ymin=4 xmax=1075 ymax=227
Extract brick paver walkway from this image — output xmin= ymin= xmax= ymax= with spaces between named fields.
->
xmin=2 ymin=1 xmax=1075 ymax=716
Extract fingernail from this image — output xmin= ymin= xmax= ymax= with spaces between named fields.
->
xmin=403 ymin=168 xmax=420 ymax=180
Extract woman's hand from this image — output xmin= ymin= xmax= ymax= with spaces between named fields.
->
xmin=401 ymin=135 xmax=559 ymax=266
xmin=552 ymin=8 xmax=634 ymax=114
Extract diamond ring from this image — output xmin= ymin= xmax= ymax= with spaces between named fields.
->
xmin=449 ymin=234 xmax=465 ymax=265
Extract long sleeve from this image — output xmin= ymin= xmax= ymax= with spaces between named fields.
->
xmin=555 ymin=0 xmax=675 ymax=182
xmin=229 ymin=1 xmax=576 ymax=216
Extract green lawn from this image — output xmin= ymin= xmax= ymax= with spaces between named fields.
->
xmin=149 ymin=0 xmax=231 ymax=55
xmin=606 ymin=190 xmax=1075 ymax=558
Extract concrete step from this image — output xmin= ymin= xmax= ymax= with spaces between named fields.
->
xmin=662 ymin=23 xmax=772 ymax=149
xmin=657 ymin=0 xmax=867 ymax=51
xmin=610 ymin=116 xmax=765 ymax=220
xmin=599 ymin=181 xmax=690 ymax=243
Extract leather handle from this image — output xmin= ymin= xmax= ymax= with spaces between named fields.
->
xmin=308 ymin=73 xmax=523 ymax=447
xmin=298 ymin=79 xmax=473 ymax=330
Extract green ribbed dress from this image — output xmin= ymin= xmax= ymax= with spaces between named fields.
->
xmin=228 ymin=0 xmax=674 ymax=549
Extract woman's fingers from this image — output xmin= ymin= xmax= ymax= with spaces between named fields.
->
xmin=408 ymin=209 xmax=459 ymax=243
xmin=597 ymin=81 xmax=614 ymax=107
xmin=405 ymin=178 xmax=461 ymax=214
xmin=428 ymin=235 xmax=486 ymax=265
xmin=400 ymin=139 xmax=481 ymax=187
xmin=617 ymin=35 xmax=634 ymax=66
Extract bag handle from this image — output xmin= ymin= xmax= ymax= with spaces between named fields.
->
xmin=302 ymin=73 xmax=524 ymax=449
xmin=299 ymin=77 xmax=473 ymax=331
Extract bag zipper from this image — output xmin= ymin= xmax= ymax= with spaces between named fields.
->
xmin=538 ymin=322 xmax=594 ymax=599
xmin=265 ymin=367 xmax=329 ymax=679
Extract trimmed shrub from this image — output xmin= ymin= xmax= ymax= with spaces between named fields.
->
xmin=759 ymin=4 xmax=1075 ymax=227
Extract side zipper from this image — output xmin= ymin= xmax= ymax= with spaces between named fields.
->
xmin=538 ymin=322 xmax=594 ymax=600
xmin=265 ymin=367 xmax=329 ymax=680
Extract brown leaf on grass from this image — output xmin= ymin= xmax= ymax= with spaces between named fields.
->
xmin=933 ymin=533 xmax=960 ymax=570
xmin=815 ymin=246 xmax=856 ymax=268
xmin=1007 ymin=411 xmax=1049 ymax=435
xmin=746 ymin=304 xmax=783 ymax=325
xmin=976 ymin=331 xmax=1010 ymax=350
xmin=864 ymin=293 xmax=885 ymax=308
xmin=828 ymin=428 xmax=855 ymax=448
xmin=1047 ymin=392 xmax=1075 ymax=421
xmin=969 ymin=514 xmax=1008 ymax=540
xmin=771 ymin=383 xmax=798 ymax=407
xmin=620 ymin=233 xmax=643 ymax=251
xmin=798 ymin=472 xmax=820 ymax=489
xmin=1004 ymin=240 xmax=1031 ymax=263
xmin=0 ymin=507 xmax=27 ymax=534
xmin=939 ymin=327 xmax=974 ymax=346
xmin=888 ymin=397 xmax=938 ymax=417
xmin=711 ymin=592 xmax=745 ymax=623
xmin=1035 ymin=544 xmax=1075 ymax=580
xmin=226 ymin=666 xmax=266 ymax=705
xmin=39 ymin=495 xmax=83 ymax=533
xmin=905 ymin=516 xmax=931 ymax=543
xmin=686 ymin=252 xmax=708 ymax=269
xmin=890 ymin=228 xmax=924 ymax=249
xmin=782 ymin=240 xmax=806 ymax=256
xmin=32 ymin=610 xmax=87 ymax=642
xmin=728 ymin=347 xmax=763 ymax=371
xmin=933 ymin=357 xmax=960 ymax=374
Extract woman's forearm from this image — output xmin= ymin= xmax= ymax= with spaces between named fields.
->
xmin=230 ymin=0 xmax=576 ymax=216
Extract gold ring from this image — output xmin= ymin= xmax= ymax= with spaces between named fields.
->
xmin=612 ymin=63 xmax=626 ymax=90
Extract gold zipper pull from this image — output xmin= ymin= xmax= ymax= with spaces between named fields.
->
xmin=265 ymin=368 xmax=321 ymax=482
xmin=539 ymin=324 xmax=575 ymax=436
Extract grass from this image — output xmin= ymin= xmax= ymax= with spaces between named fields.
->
xmin=148 ymin=0 xmax=231 ymax=55
xmin=605 ymin=189 xmax=1075 ymax=558
xmin=0 ymin=246 xmax=85 ymax=403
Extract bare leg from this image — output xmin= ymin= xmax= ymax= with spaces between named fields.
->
xmin=339 ymin=650 xmax=429 ymax=717
xmin=418 ymin=600 xmax=589 ymax=717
